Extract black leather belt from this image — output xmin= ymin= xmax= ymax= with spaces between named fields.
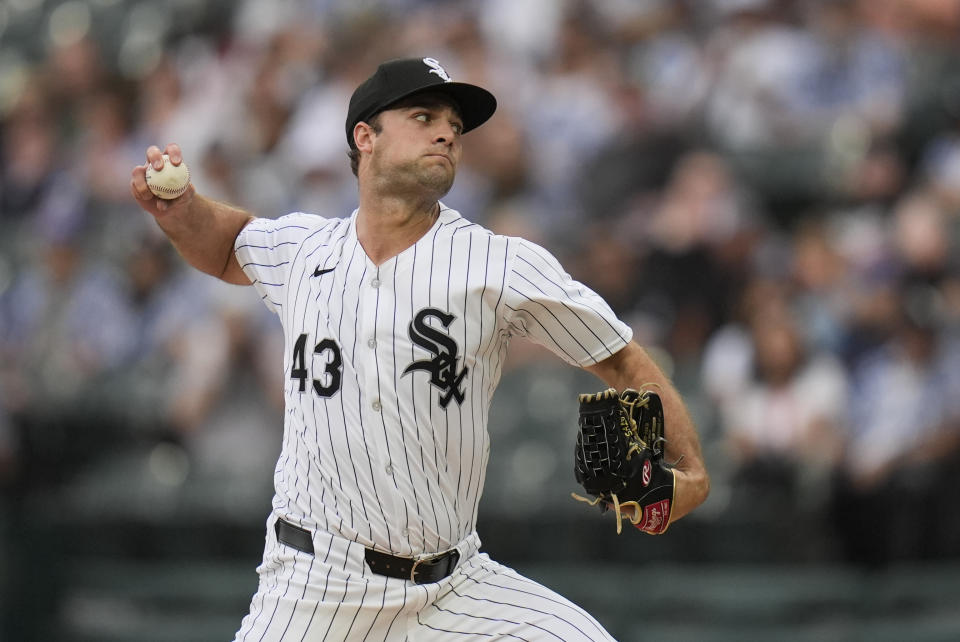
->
xmin=274 ymin=518 xmax=314 ymax=554
xmin=275 ymin=518 xmax=460 ymax=585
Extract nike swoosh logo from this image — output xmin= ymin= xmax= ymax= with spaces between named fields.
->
xmin=313 ymin=266 xmax=336 ymax=277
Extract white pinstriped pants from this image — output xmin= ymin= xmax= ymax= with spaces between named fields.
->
xmin=234 ymin=514 xmax=616 ymax=641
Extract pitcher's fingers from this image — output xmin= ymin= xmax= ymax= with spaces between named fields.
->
xmin=130 ymin=178 xmax=158 ymax=204
xmin=145 ymin=145 xmax=165 ymax=170
xmin=130 ymin=165 xmax=155 ymax=200
xmin=164 ymin=143 xmax=182 ymax=165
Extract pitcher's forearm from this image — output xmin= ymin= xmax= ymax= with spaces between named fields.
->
xmin=669 ymin=468 xmax=710 ymax=522
xmin=155 ymin=191 xmax=254 ymax=284
xmin=131 ymin=144 xmax=255 ymax=285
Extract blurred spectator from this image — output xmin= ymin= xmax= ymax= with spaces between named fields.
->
xmin=789 ymin=219 xmax=854 ymax=355
xmin=0 ymin=180 xmax=130 ymax=487
xmin=726 ymin=306 xmax=847 ymax=493
xmin=796 ymin=0 xmax=906 ymax=139
xmin=704 ymin=1 xmax=815 ymax=150
xmin=706 ymin=277 xmax=847 ymax=510
xmin=85 ymin=232 xmax=214 ymax=438
xmin=892 ymin=189 xmax=953 ymax=285
xmin=71 ymin=87 xmax=139 ymax=205
xmin=706 ymin=0 xmax=906 ymax=149
xmin=833 ymin=282 xmax=960 ymax=565
xmin=170 ymin=287 xmax=285 ymax=516
xmin=512 ymin=3 xmax=624 ymax=237
xmin=0 ymin=75 xmax=59 ymax=249
xmin=627 ymin=150 xmax=758 ymax=368
xmin=623 ymin=1 xmax=710 ymax=132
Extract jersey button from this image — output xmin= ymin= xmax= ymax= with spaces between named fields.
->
xmin=370 ymin=278 xmax=381 ymax=288
xmin=402 ymin=528 xmax=410 ymax=538
xmin=385 ymin=464 xmax=394 ymax=475
xmin=367 ymin=338 xmax=376 ymax=349
xmin=371 ymin=400 xmax=382 ymax=412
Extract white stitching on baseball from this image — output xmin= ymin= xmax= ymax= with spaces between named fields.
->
xmin=148 ymin=163 xmax=190 ymax=197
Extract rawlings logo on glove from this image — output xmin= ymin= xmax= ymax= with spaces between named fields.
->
xmin=572 ymin=387 xmax=675 ymax=534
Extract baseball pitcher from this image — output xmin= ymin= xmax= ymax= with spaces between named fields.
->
xmin=130 ymin=57 xmax=709 ymax=641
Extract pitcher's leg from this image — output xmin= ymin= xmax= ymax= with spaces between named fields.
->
xmin=414 ymin=552 xmax=615 ymax=642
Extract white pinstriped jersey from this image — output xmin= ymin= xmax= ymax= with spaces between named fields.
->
xmin=234 ymin=204 xmax=631 ymax=558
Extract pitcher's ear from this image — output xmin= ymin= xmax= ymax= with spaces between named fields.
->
xmin=353 ymin=121 xmax=377 ymax=153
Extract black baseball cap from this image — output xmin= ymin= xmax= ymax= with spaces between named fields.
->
xmin=345 ymin=57 xmax=497 ymax=146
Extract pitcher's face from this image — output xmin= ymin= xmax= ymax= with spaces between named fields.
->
xmin=365 ymin=94 xmax=463 ymax=198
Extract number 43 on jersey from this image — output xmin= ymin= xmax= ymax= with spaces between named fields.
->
xmin=290 ymin=334 xmax=342 ymax=397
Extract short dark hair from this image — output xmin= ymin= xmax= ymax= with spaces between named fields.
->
xmin=347 ymin=112 xmax=383 ymax=177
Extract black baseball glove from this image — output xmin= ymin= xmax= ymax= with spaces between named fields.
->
xmin=572 ymin=387 xmax=675 ymax=534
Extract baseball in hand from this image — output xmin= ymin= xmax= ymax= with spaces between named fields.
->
xmin=145 ymin=154 xmax=190 ymax=200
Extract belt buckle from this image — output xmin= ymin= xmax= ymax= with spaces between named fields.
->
xmin=409 ymin=557 xmax=424 ymax=583
xmin=410 ymin=552 xmax=446 ymax=583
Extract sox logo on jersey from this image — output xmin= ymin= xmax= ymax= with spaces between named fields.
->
xmin=402 ymin=307 xmax=468 ymax=408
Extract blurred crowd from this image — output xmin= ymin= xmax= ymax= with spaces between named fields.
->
xmin=2 ymin=0 xmax=960 ymax=571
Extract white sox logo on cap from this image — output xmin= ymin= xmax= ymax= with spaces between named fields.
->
xmin=423 ymin=57 xmax=452 ymax=82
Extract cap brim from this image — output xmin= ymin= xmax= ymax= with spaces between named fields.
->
xmin=383 ymin=82 xmax=497 ymax=134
